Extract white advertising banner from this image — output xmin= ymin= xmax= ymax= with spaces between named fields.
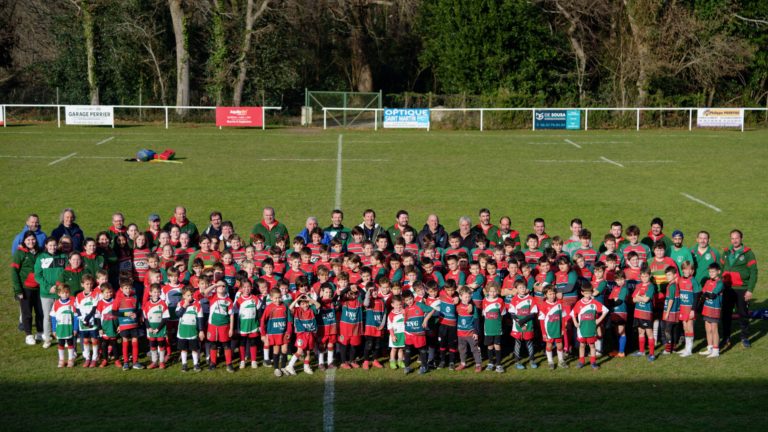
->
xmin=696 ymin=108 xmax=743 ymax=128
xmin=65 ymin=105 xmax=114 ymax=126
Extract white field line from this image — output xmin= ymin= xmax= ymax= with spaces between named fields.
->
xmin=254 ymin=158 xmax=388 ymax=162
xmin=323 ymin=368 xmax=336 ymax=432
xmin=48 ymin=152 xmax=77 ymax=166
xmin=95 ymin=136 xmax=115 ymax=146
xmin=564 ymin=139 xmax=582 ymax=149
xmin=533 ymin=159 xmax=597 ymax=163
xmin=600 ymin=156 xmax=625 ymax=168
xmin=681 ymin=192 xmax=722 ymax=213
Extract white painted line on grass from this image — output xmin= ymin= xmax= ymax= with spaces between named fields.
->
xmin=323 ymin=368 xmax=336 ymax=432
xmin=48 ymin=152 xmax=77 ymax=166
xmin=0 ymin=155 xmax=57 ymax=159
xmin=564 ymin=139 xmax=582 ymax=149
xmin=335 ymin=134 xmax=343 ymax=209
xmin=253 ymin=158 xmax=388 ymax=162
xmin=600 ymin=156 xmax=624 ymax=168
xmin=534 ymin=159 xmax=597 ymax=163
xmin=95 ymin=136 xmax=115 ymax=146
xmin=681 ymin=192 xmax=722 ymax=213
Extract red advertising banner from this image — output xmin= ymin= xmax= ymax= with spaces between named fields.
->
xmin=215 ymin=106 xmax=263 ymax=127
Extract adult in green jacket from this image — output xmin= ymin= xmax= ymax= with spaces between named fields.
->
xmin=720 ymin=229 xmax=758 ymax=348
xmin=34 ymin=237 xmax=67 ymax=346
xmin=250 ymin=207 xmax=289 ymax=248
xmin=11 ymin=232 xmax=42 ymax=345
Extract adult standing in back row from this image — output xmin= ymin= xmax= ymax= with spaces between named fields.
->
xmin=164 ymin=206 xmax=200 ymax=245
xmin=50 ymin=208 xmax=84 ymax=252
xmin=720 ymin=229 xmax=758 ymax=349
xmin=251 ymin=207 xmax=289 ymax=248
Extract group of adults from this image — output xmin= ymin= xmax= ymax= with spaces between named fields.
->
xmin=10 ymin=206 xmax=758 ymax=350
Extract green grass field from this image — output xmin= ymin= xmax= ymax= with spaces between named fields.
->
xmin=1 ymin=124 xmax=767 ymax=431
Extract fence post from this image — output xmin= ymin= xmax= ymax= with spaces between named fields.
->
xmin=164 ymin=107 xmax=168 ymax=129
xmin=57 ymin=105 xmax=61 ymax=128
xmin=374 ymin=110 xmax=378 ymax=131
xmin=2 ymin=105 xmax=5 ymax=127
xmin=585 ymin=108 xmax=589 ymax=131
xmin=532 ymin=109 xmax=536 ymax=131
xmin=480 ymin=109 xmax=484 ymax=132
xmin=323 ymin=109 xmax=327 ymax=130
xmin=742 ymin=109 xmax=745 ymax=132
xmin=689 ymin=109 xmax=692 ymax=131
xmin=262 ymin=108 xmax=266 ymax=131
xmin=636 ymin=109 xmax=640 ymax=131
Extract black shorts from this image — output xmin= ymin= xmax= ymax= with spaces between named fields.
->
xmin=633 ymin=318 xmax=653 ymax=329
xmin=702 ymin=316 xmax=720 ymax=324
xmin=120 ymin=328 xmax=141 ymax=339
xmin=178 ymin=338 xmax=200 ymax=351
xmin=438 ymin=325 xmax=458 ymax=346
xmin=484 ymin=335 xmax=502 ymax=346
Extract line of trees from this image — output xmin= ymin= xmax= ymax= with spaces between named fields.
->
xmin=0 ymin=0 xmax=766 ymax=110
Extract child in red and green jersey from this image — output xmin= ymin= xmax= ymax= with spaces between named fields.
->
xmin=598 ymin=234 xmax=624 ymax=268
xmin=444 ymin=255 xmax=466 ymax=287
xmin=187 ymin=235 xmax=221 ymax=270
xmin=538 ymin=287 xmax=568 ymax=369
xmin=501 ymin=259 xmax=522 ymax=301
xmin=162 ymin=267 xmax=184 ymax=356
xmin=337 ymin=280 xmax=364 ymax=369
xmin=207 ymin=282 xmax=235 ymax=372
xmin=484 ymin=260 xmax=503 ymax=288
xmin=286 ymin=293 xmax=320 ymax=376
xmin=529 ymin=257 xmax=554 ymax=301
xmin=75 ymin=275 xmax=101 ymax=367
xmin=143 ymin=284 xmax=170 ymax=369
xmin=362 ymin=282 xmax=387 ymax=369
xmin=456 ymin=287 xmax=482 ymax=372
xmin=142 ymin=268 xmax=163 ymax=304
xmin=57 ymin=252 xmax=85 ymax=296
xmin=420 ymin=257 xmax=445 ymax=289
xmin=572 ymin=229 xmax=598 ymax=268
xmin=94 ymin=283 xmax=120 ymax=367
xmin=523 ymin=234 xmax=543 ymax=270
xmin=260 ymin=288 xmax=293 ymax=377
xmin=387 ymin=295 xmax=406 ymax=369
xmin=470 ymin=235 xmax=492 ymax=262
xmin=423 ymin=281 xmax=442 ymax=367
xmin=509 ymin=280 xmax=538 ymax=370
xmin=482 ymin=283 xmax=505 ymax=372
xmin=630 ymin=269 xmax=657 ymax=361
xmin=623 ymin=252 xmax=642 ymax=283
xmin=589 ymin=262 xmax=609 ymax=355
xmin=442 ymin=233 xmax=469 ymax=260
xmin=700 ymin=263 xmax=725 ymax=358
xmin=176 ymin=286 xmax=204 ymax=372
xmin=283 ymin=252 xmax=309 ymax=292
xmin=437 ymin=280 xmax=460 ymax=369
xmin=620 ymin=225 xmax=651 ymax=264
xmin=52 ymin=284 xmax=77 ymax=368
xmin=466 ymin=261 xmax=486 ymax=309
xmin=347 ymin=227 xmax=365 ymax=256
xmin=607 ymin=272 xmax=630 ymax=357
xmin=234 ymin=279 xmax=261 ymax=369
xmin=571 ymin=284 xmax=608 ymax=369
xmin=132 ymin=234 xmax=152 ymax=290
xmin=115 ymin=281 xmax=143 ymax=370
xmin=81 ymin=238 xmax=105 ymax=277
xmin=573 ymin=254 xmax=593 ymax=286
xmin=648 ymin=240 xmax=677 ymax=344
xmin=554 ymin=256 xmax=579 ymax=308
xmin=219 ymin=252 xmax=241 ymax=294
xmin=677 ymin=261 xmax=701 ymax=357
xmin=387 ymin=255 xmax=403 ymax=285
xmin=317 ymin=283 xmax=338 ymax=370
xmin=260 ymin=259 xmax=280 ymax=290
xmin=661 ymin=266 xmax=681 ymax=355
xmin=402 ymin=290 xmax=436 ymax=375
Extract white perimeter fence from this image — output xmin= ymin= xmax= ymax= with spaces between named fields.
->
xmin=322 ymin=107 xmax=768 ymax=132
xmin=0 ymin=105 xmax=282 ymax=129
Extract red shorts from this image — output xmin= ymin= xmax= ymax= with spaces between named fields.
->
xmin=611 ymin=312 xmax=628 ymax=324
xmin=578 ymin=336 xmax=598 ymax=344
xmin=266 ymin=334 xmax=286 ymax=347
xmin=337 ymin=333 xmax=361 ymax=346
xmin=511 ymin=331 xmax=535 ymax=341
xmin=678 ymin=306 xmax=695 ymax=322
xmin=321 ymin=334 xmax=338 ymax=346
xmin=239 ymin=332 xmax=260 ymax=339
xmin=542 ymin=337 xmax=563 ymax=344
xmin=295 ymin=333 xmax=316 ymax=351
xmin=405 ymin=334 xmax=426 ymax=349
xmin=207 ymin=324 xmax=230 ymax=343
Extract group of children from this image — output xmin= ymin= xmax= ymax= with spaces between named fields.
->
xmin=42 ymin=220 xmax=733 ymax=376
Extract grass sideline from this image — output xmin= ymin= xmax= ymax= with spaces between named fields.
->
xmin=1 ymin=125 xmax=767 ymax=431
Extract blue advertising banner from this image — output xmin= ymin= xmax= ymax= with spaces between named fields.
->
xmin=534 ymin=110 xmax=581 ymax=130
xmin=383 ymin=108 xmax=430 ymax=129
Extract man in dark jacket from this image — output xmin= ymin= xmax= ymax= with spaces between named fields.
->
xmin=417 ymin=214 xmax=448 ymax=249
xmin=50 ymin=208 xmax=84 ymax=252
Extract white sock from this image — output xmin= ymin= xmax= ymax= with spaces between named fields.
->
xmin=685 ymin=337 xmax=693 ymax=353
xmin=83 ymin=344 xmax=91 ymax=361
xmin=192 ymin=351 xmax=200 ymax=365
xmin=318 ymin=351 xmax=325 ymax=365
xmin=595 ymin=339 xmax=603 ymax=353
xmin=58 ymin=348 xmax=65 ymax=361
xmin=545 ymin=350 xmax=554 ymax=364
xmin=288 ymin=354 xmax=299 ymax=368
xmin=652 ymin=320 xmax=659 ymax=341
xmin=712 ymin=348 xmax=720 ymax=355
xmin=159 ymin=349 xmax=166 ymax=364
xmin=181 ymin=351 xmax=188 ymax=365
xmin=327 ymin=350 xmax=334 ymax=364
xmin=557 ymin=350 xmax=565 ymax=362
xmin=68 ymin=348 xmax=75 ymax=360
xmin=92 ymin=345 xmax=99 ymax=361
xmin=150 ymin=349 xmax=158 ymax=363
xmin=263 ymin=349 xmax=270 ymax=361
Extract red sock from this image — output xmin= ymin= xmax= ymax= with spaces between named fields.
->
xmin=210 ymin=349 xmax=218 ymax=365
xmin=590 ymin=355 xmax=596 ymax=364
xmin=638 ymin=336 xmax=646 ymax=353
xmin=249 ymin=345 xmax=257 ymax=361
xmin=224 ymin=349 xmax=232 ymax=365
xmin=122 ymin=340 xmax=129 ymax=362
xmin=132 ymin=340 xmax=139 ymax=361
xmin=579 ymin=356 xmax=585 ymax=364
xmin=648 ymin=339 xmax=655 ymax=356
xmin=166 ymin=337 xmax=171 ymax=356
